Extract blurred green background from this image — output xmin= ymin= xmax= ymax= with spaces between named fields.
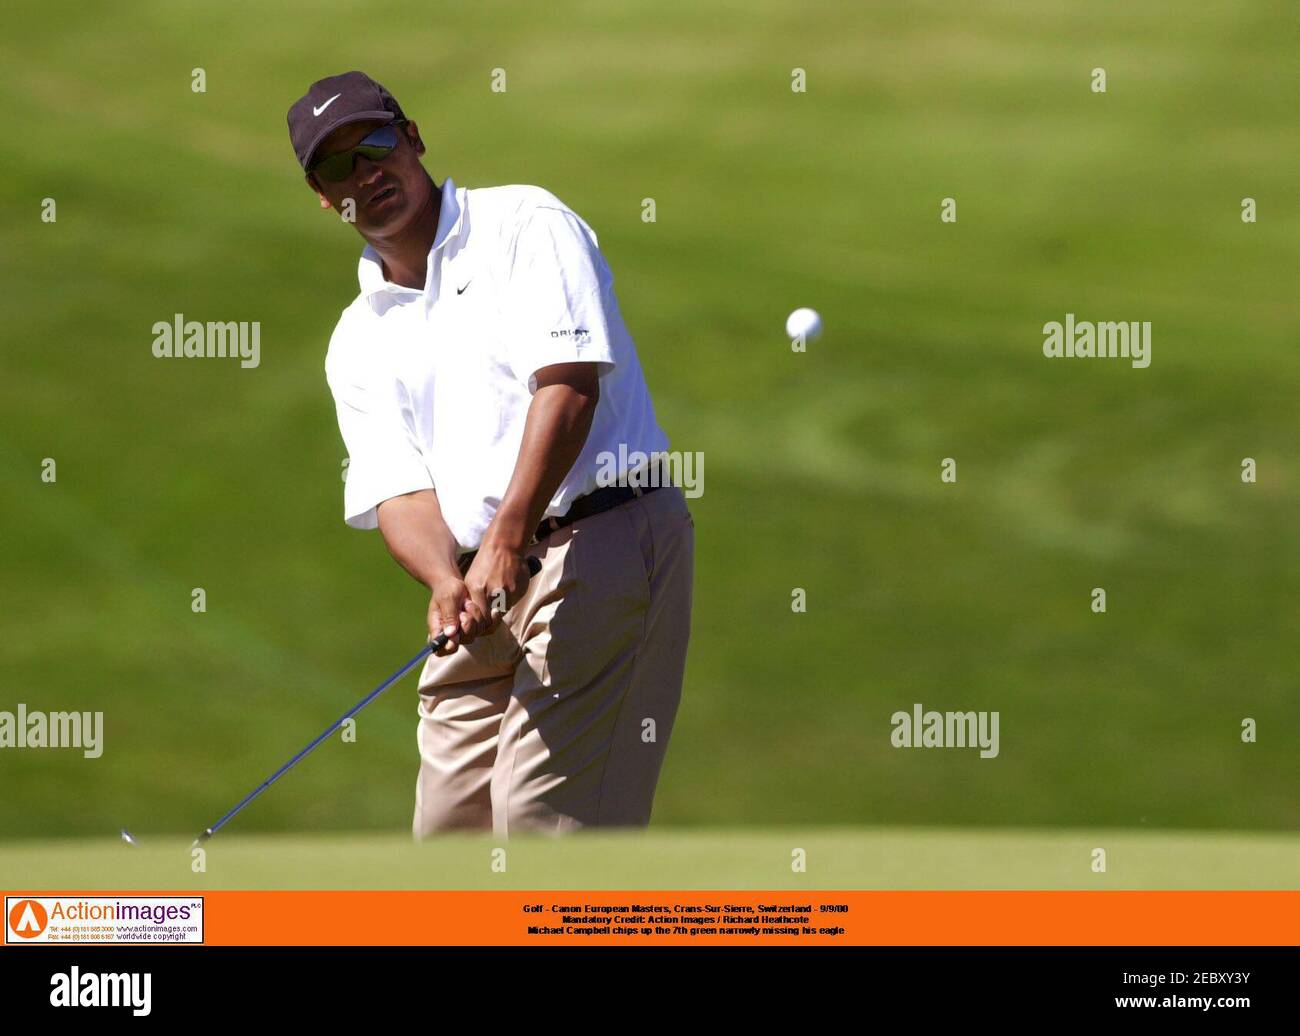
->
xmin=1 ymin=0 xmax=1296 ymax=840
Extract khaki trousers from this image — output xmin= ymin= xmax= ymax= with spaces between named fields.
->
xmin=413 ymin=486 xmax=694 ymax=837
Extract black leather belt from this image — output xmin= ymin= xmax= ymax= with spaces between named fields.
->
xmin=458 ymin=483 xmax=662 ymax=573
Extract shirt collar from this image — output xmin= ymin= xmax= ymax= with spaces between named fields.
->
xmin=357 ymin=177 xmax=463 ymax=305
xmin=432 ymin=176 xmax=463 ymax=250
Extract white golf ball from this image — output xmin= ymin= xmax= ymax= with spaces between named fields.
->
xmin=785 ymin=307 xmax=822 ymax=341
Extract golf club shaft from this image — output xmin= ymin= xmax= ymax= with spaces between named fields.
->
xmin=195 ymin=557 xmax=541 ymax=843
xmin=197 ymin=638 xmax=442 ymax=842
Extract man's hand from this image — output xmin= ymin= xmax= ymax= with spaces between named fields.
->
xmin=427 ymin=574 xmax=477 ymax=655
xmin=462 ymin=542 xmax=533 ymax=638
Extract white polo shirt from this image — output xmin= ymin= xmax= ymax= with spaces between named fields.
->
xmin=325 ymin=178 xmax=669 ymax=552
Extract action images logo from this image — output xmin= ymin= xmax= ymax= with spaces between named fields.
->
xmin=5 ymin=896 xmax=204 ymax=944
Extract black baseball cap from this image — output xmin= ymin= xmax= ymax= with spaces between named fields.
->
xmin=287 ymin=71 xmax=406 ymax=171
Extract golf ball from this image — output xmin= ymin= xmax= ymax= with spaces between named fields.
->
xmin=785 ymin=307 xmax=822 ymax=341
xmin=120 ymin=828 xmax=137 ymax=847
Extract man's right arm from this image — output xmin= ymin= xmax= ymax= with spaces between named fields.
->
xmin=325 ymin=335 xmax=481 ymax=653
xmin=376 ymin=489 xmax=481 ymax=654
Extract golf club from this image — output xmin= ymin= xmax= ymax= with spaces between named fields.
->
xmin=190 ymin=557 xmax=541 ymax=846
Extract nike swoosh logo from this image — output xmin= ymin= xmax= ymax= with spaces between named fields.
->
xmin=456 ymin=280 xmax=472 ymax=295
xmin=312 ymin=93 xmax=342 ymax=117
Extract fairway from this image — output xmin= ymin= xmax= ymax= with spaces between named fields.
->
xmin=2 ymin=827 xmax=1298 ymax=891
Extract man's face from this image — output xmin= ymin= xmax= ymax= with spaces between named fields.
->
xmin=306 ymin=118 xmax=432 ymax=237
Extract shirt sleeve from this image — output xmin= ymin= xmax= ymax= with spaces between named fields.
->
xmin=326 ymin=357 xmax=434 ymax=530
xmin=499 ymin=206 xmax=618 ymax=392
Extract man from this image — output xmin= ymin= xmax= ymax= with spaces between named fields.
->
xmin=286 ymin=71 xmax=694 ymax=836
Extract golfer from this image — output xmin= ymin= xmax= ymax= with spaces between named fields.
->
xmin=287 ymin=72 xmax=694 ymax=836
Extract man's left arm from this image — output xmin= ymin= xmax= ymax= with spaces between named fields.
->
xmin=460 ymin=361 xmax=599 ymax=634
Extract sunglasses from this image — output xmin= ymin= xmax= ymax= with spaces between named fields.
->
xmin=310 ymin=120 xmax=407 ymax=182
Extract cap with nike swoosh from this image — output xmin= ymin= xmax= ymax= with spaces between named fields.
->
xmin=287 ymin=70 xmax=406 ymax=172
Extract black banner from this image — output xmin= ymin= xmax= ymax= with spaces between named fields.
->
xmin=0 ymin=946 xmax=1290 ymax=1020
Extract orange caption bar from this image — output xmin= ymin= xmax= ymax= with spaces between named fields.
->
xmin=6 ymin=891 xmax=1298 ymax=946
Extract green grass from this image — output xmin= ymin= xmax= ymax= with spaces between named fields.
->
xmin=2 ymin=828 xmax=1298 ymax=890
xmin=0 ymin=1 xmax=1297 ymax=844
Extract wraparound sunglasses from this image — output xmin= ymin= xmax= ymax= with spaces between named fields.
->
xmin=310 ymin=120 xmax=407 ymax=182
